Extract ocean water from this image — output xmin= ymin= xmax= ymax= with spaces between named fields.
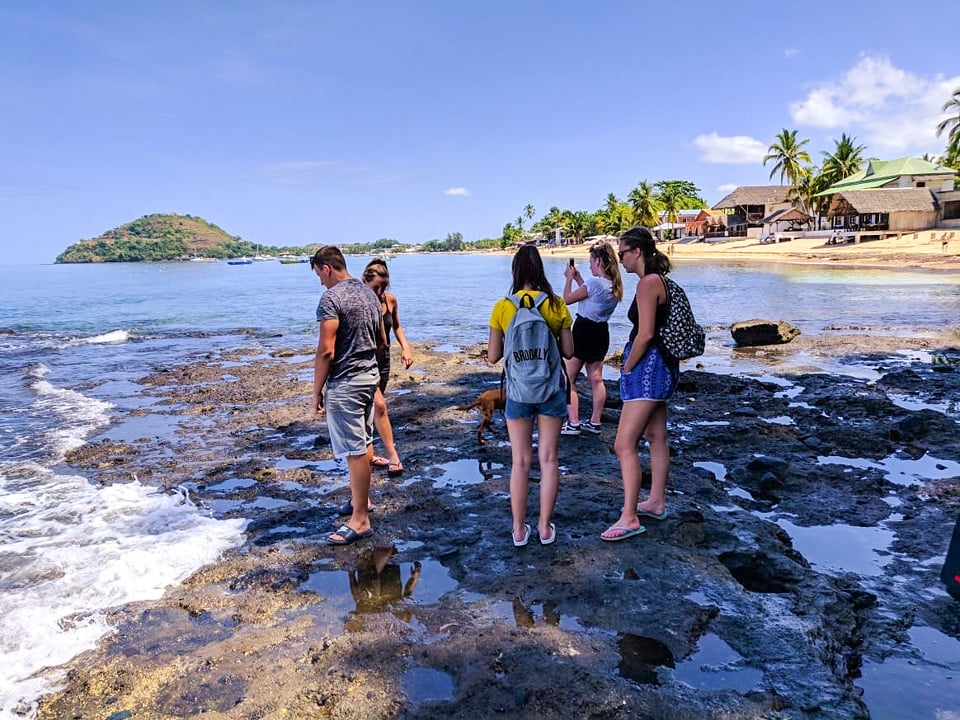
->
xmin=1 ymin=255 xmax=959 ymax=717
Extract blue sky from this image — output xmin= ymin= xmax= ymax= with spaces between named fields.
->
xmin=2 ymin=1 xmax=959 ymax=264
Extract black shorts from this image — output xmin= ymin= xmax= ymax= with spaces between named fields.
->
xmin=572 ymin=316 xmax=610 ymax=363
xmin=377 ymin=348 xmax=391 ymax=393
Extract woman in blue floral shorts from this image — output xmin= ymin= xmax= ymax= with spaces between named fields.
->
xmin=601 ymin=227 xmax=679 ymax=542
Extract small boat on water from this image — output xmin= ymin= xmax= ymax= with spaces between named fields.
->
xmin=227 ymin=258 xmax=253 ymax=265
xmin=278 ymin=256 xmax=308 ymax=264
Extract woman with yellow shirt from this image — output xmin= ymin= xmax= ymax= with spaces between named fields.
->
xmin=487 ymin=245 xmax=574 ymax=547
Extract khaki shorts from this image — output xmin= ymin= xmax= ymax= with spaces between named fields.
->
xmin=325 ymin=369 xmax=378 ymax=458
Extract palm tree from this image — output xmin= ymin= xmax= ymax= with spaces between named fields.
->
xmin=523 ymin=204 xmax=535 ymax=225
xmin=566 ymin=211 xmax=592 ymax=244
xmin=821 ymin=133 xmax=866 ymax=187
xmin=763 ymin=129 xmax=812 ymax=186
xmin=658 ymin=187 xmax=682 ymax=239
xmin=936 ymin=87 xmax=960 ymax=150
xmin=628 ymin=181 xmax=662 ymax=227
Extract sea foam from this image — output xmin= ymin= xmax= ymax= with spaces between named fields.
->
xmin=0 ymin=466 xmax=248 ymax=719
xmin=28 ymin=365 xmax=113 ymax=456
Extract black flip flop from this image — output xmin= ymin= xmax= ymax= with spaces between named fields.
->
xmin=327 ymin=524 xmax=375 ymax=546
xmin=338 ymin=501 xmax=376 ymax=516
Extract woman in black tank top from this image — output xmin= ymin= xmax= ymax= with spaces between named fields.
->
xmin=601 ymin=227 xmax=677 ymax=543
xmin=362 ymin=259 xmax=414 ymax=477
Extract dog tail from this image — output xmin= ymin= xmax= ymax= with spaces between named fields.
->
xmin=454 ymin=399 xmax=482 ymax=412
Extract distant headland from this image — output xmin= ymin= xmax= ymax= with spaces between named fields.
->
xmin=54 ymin=214 xmax=298 ymax=263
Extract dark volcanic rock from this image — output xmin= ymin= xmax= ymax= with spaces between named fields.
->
xmin=731 ymin=318 xmax=802 ymax=346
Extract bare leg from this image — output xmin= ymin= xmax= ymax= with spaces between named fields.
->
xmin=602 ymin=400 xmax=656 ymax=538
xmin=330 ymin=445 xmax=373 ymax=541
xmin=584 ymin=360 xmax=606 ymax=425
xmin=506 ymin=417 xmax=534 ymax=543
xmin=638 ymin=402 xmax=669 ymax=515
xmin=373 ymin=388 xmax=401 ymax=465
xmin=564 ymin=357 xmax=584 ymax=424
xmin=536 ymin=414 xmax=563 ymax=539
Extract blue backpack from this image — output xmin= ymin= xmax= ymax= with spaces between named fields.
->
xmin=502 ymin=293 xmax=564 ymax=404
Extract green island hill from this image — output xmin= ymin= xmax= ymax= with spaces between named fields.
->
xmin=54 ymin=214 xmax=303 ymax=263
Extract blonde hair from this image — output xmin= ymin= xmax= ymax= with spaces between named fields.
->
xmin=589 ymin=242 xmax=623 ymax=301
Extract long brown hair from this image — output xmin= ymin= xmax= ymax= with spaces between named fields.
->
xmin=363 ymin=258 xmax=390 ymax=290
xmin=511 ymin=244 xmax=561 ymax=310
xmin=589 ymin=242 xmax=623 ymax=301
xmin=619 ymin=226 xmax=671 ymax=275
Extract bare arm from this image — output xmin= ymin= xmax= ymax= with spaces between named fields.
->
xmin=312 ymin=318 xmax=338 ymax=413
xmin=558 ymin=326 xmax=574 ymax=359
xmin=487 ymin=326 xmax=503 ymax=365
xmin=388 ymin=293 xmax=413 ymax=368
xmin=562 ymin=264 xmax=586 ymax=304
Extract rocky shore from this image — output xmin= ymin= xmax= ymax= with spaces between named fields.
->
xmin=41 ymin=332 xmax=960 ymax=719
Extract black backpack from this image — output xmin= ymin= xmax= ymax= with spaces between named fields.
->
xmin=941 ymin=515 xmax=960 ymax=601
xmin=657 ymin=275 xmax=705 ymax=362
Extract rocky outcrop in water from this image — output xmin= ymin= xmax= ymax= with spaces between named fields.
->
xmin=731 ymin=319 xmax=801 ymax=346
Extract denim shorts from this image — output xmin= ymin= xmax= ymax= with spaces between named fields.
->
xmin=505 ymin=387 xmax=568 ymax=420
xmin=325 ymin=368 xmax=378 ymax=457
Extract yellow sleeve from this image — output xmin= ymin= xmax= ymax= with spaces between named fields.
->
xmin=489 ymin=297 xmax=515 ymax=333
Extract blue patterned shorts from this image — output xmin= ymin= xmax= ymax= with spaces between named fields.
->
xmin=620 ymin=341 xmax=677 ymax=402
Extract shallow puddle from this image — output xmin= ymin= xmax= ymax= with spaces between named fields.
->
xmin=857 ymin=631 xmax=960 ymax=720
xmin=485 ymin=599 xmax=586 ymax=631
xmin=775 ymin=518 xmax=894 ymax=577
xmin=401 ymin=666 xmax=455 ymax=703
xmin=298 ymin=549 xmax=459 ymax=621
xmin=428 ymin=458 xmax=504 ymax=490
xmin=818 ymin=452 xmax=960 ymax=486
xmin=672 ymin=633 xmax=763 ymax=693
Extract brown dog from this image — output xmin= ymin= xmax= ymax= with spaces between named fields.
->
xmin=456 ymin=387 xmax=505 ymax=445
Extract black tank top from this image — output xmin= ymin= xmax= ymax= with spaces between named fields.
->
xmin=628 ymin=275 xmax=669 ymax=342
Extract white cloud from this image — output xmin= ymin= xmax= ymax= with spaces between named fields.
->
xmin=693 ymin=133 xmax=767 ymax=164
xmin=716 ymin=183 xmax=738 ymax=194
xmin=789 ymin=55 xmax=960 ymax=153
xmin=784 ymin=48 xmax=800 ymax=58
xmin=444 ymin=187 xmax=471 ymax=197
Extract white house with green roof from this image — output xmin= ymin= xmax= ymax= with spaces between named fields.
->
xmin=817 ymin=157 xmax=960 ymax=233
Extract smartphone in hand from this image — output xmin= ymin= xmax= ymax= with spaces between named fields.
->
xmin=569 ymin=258 xmax=575 ymax=267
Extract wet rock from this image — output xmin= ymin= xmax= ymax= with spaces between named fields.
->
xmin=731 ymin=319 xmax=801 ymax=346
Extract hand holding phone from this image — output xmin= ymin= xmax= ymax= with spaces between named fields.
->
xmin=569 ymin=258 xmax=575 ymax=267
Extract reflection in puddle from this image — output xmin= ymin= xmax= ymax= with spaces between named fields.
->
xmin=401 ymin=666 xmax=455 ymax=704
xmin=488 ymin=598 xmax=586 ymax=631
xmin=759 ymin=415 xmax=794 ymax=425
xmin=618 ymin=633 xmax=674 ymax=685
xmin=672 ymin=633 xmax=763 ymax=693
xmin=298 ymin=548 xmax=459 ymax=621
xmin=430 ymin=459 xmax=504 ymax=490
xmin=775 ymin=519 xmax=894 ymax=577
xmin=818 ymin=452 xmax=960 ymax=486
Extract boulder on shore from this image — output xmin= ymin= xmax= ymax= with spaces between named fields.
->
xmin=731 ymin=318 xmax=801 ymax=346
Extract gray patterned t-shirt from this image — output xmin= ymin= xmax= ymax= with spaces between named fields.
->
xmin=316 ymin=278 xmax=381 ymax=381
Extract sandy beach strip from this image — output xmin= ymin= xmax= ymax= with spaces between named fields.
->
xmin=519 ymin=228 xmax=960 ymax=271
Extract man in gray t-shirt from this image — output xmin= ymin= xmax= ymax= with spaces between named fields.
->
xmin=311 ymin=245 xmax=383 ymax=546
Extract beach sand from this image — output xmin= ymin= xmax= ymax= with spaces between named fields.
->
xmin=535 ymin=228 xmax=960 ymax=271
xmin=38 ymin=331 xmax=960 ymax=720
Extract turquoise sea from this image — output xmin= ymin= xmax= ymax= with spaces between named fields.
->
xmin=1 ymin=254 xmax=959 ymax=718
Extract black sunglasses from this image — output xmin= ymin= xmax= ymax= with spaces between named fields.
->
xmin=618 ymin=248 xmax=636 ymax=261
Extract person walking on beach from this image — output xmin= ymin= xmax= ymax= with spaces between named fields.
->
xmin=362 ymin=258 xmax=414 ymax=477
xmin=560 ymin=242 xmax=622 ymax=436
xmin=487 ymin=244 xmax=573 ymax=547
xmin=311 ymin=245 xmax=384 ymax=546
xmin=602 ymin=227 xmax=678 ymax=542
